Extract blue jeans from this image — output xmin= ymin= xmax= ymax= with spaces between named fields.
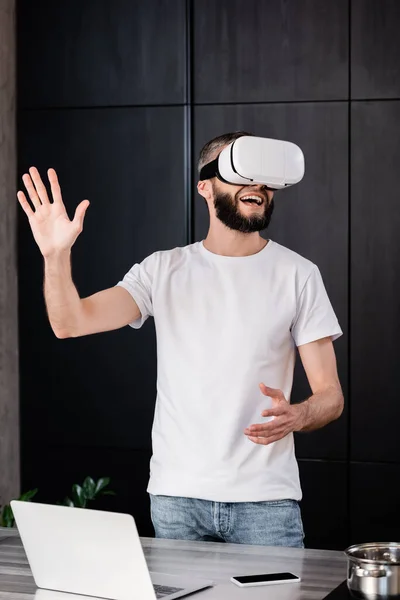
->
xmin=150 ymin=494 xmax=304 ymax=547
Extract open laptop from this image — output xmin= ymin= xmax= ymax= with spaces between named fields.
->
xmin=11 ymin=500 xmax=213 ymax=600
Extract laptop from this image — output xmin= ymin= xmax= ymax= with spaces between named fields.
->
xmin=11 ymin=500 xmax=213 ymax=600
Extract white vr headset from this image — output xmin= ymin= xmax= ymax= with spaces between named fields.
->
xmin=199 ymin=136 xmax=305 ymax=190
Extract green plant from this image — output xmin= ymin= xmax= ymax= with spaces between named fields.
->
xmin=60 ymin=477 xmax=115 ymax=508
xmin=0 ymin=489 xmax=38 ymax=527
xmin=0 ymin=477 xmax=115 ymax=528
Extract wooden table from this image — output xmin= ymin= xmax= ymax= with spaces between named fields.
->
xmin=0 ymin=526 xmax=347 ymax=600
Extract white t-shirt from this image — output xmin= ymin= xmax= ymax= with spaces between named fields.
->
xmin=116 ymin=240 xmax=342 ymax=502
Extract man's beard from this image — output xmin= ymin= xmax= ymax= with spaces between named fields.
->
xmin=213 ymin=187 xmax=275 ymax=233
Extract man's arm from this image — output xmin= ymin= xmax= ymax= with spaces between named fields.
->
xmin=244 ymin=337 xmax=344 ymax=445
xmin=45 ymin=251 xmax=141 ymax=338
xmin=294 ymin=336 xmax=344 ymax=430
xmin=18 ymin=166 xmax=141 ymax=339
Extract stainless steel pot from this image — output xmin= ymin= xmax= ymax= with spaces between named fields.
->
xmin=345 ymin=543 xmax=400 ymax=598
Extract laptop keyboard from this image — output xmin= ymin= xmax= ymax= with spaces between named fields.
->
xmin=153 ymin=584 xmax=184 ymax=598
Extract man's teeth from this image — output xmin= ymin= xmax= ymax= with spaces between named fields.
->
xmin=241 ymin=195 xmax=263 ymax=205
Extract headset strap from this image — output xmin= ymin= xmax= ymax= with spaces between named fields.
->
xmin=199 ymin=157 xmax=219 ymax=181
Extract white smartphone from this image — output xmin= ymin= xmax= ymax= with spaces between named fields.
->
xmin=230 ymin=572 xmax=301 ymax=587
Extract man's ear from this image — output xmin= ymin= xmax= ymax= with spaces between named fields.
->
xmin=197 ymin=179 xmax=212 ymax=201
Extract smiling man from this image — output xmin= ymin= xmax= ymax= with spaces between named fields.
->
xmin=18 ymin=130 xmax=343 ymax=548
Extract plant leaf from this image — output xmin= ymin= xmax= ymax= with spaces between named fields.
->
xmin=72 ymin=485 xmax=86 ymax=508
xmin=94 ymin=478 xmax=110 ymax=495
xmin=3 ymin=505 xmax=14 ymax=528
xmin=62 ymin=497 xmax=74 ymax=507
xmin=101 ymin=490 xmax=116 ymax=496
xmin=82 ymin=477 xmax=96 ymax=500
xmin=19 ymin=489 xmax=38 ymax=502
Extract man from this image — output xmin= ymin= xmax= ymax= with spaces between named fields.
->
xmin=17 ymin=131 xmax=343 ymax=548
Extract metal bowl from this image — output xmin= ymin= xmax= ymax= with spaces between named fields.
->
xmin=345 ymin=543 xmax=400 ymax=598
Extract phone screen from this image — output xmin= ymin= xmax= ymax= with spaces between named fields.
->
xmin=234 ymin=572 xmax=299 ymax=584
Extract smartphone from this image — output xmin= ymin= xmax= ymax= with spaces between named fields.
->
xmin=230 ymin=572 xmax=301 ymax=587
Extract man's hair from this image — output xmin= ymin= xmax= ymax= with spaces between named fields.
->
xmin=197 ymin=131 xmax=253 ymax=174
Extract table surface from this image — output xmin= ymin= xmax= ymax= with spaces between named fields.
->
xmin=0 ymin=526 xmax=347 ymax=600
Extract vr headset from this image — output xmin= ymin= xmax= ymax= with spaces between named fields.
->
xmin=199 ymin=136 xmax=305 ymax=190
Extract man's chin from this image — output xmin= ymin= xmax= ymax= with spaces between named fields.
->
xmin=213 ymin=193 xmax=274 ymax=233
xmin=226 ymin=218 xmax=268 ymax=234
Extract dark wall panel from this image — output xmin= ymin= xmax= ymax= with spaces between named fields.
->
xmin=299 ymin=460 xmax=348 ymax=550
xmin=21 ymin=444 xmax=154 ymax=536
xmin=16 ymin=0 xmax=400 ymax=553
xmin=18 ymin=106 xmax=186 ymax=449
xmin=17 ymin=0 xmax=186 ymax=108
xmin=194 ymin=103 xmax=348 ymax=460
xmin=351 ymin=0 xmax=400 ymax=99
xmin=194 ymin=0 xmax=349 ymax=104
xmin=349 ymin=463 xmax=400 ymax=545
xmin=351 ymin=101 xmax=400 ymax=463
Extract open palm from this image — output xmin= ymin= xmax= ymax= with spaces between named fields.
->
xmin=17 ymin=167 xmax=90 ymax=258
